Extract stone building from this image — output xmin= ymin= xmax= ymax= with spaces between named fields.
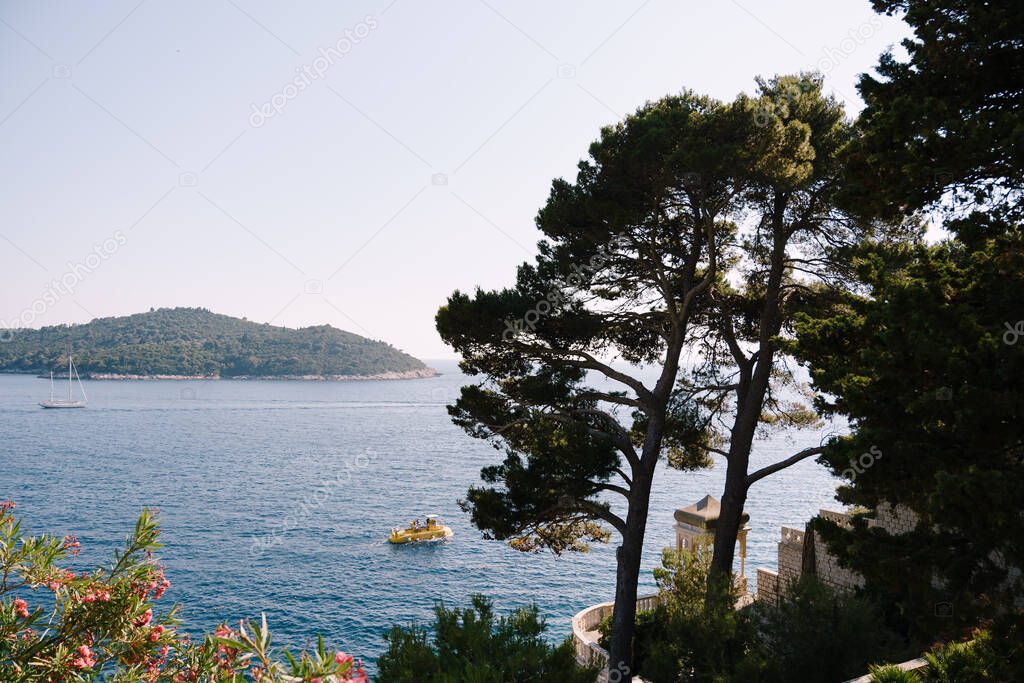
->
xmin=757 ymin=503 xmax=919 ymax=605
xmin=673 ymin=494 xmax=750 ymax=595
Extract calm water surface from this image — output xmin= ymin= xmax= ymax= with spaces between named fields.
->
xmin=0 ymin=361 xmax=843 ymax=670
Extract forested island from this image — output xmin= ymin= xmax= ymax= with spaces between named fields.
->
xmin=0 ymin=307 xmax=435 ymax=379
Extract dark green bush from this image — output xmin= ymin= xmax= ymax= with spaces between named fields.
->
xmin=375 ymin=594 xmax=598 ymax=682
xmin=752 ymin=576 xmax=910 ymax=682
xmin=599 ymin=546 xmax=915 ymax=682
xmin=868 ymin=613 xmax=1024 ymax=682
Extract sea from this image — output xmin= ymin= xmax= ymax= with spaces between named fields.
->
xmin=0 ymin=360 xmax=843 ymax=672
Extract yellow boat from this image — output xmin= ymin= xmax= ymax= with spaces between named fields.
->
xmin=388 ymin=515 xmax=453 ymax=544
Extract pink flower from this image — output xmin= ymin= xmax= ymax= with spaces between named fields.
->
xmin=72 ymin=644 xmax=97 ymax=669
xmin=63 ymin=535 xmax=81 ymax=556
xmin=13 ymin=598 xmax=29 ymax=618
xmin=334 ymin=651 xmax=353 ymax=666
xmin=135 ymin=608 xmax=153 ymax=627
xmin=150 ymin=625 xmax=166 ymax=641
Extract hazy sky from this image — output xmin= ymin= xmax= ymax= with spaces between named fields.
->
xmin=1 ymin=0 xmax=911 ymax=359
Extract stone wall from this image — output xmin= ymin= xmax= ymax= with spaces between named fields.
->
xmin=756 ymin=504 xmax=918 ymax=605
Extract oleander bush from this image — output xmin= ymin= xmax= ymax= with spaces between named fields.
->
xmin=0 ymin=501 xmax=367 ymax=682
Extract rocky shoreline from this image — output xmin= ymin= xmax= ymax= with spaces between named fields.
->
xmin=18 ymin=368 xmax=439 ymax=381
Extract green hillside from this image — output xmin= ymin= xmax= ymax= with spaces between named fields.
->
xmin=0 ymin=308 xmax=431 ymax=378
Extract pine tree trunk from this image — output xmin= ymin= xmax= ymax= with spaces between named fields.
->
xmin=607 ymin=472 xmax=652 ymax=679
xmin=709 ymin=460 xmax=748 ymax=585
xmin=710 ymin=229 xmax=785 ymax=589
xmin=709 ymin=393 xmax=760 ymax=589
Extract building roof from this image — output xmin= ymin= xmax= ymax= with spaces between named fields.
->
xmin=673 ymin=494 xmax=749 ymax=530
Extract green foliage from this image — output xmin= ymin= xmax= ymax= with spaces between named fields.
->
xmin=595 ymin=547 xmax=768 ymax=682
xmin=0 ymin=307 xmax=426 ymax=377
xmin=643 ymin=548 xmax=765 ymax=682
xmin=375 ymin=594 xmax=597 ymax=683
xmin=752 ymin=577 xmax=909 ymax=683
xmin=789 ymin=220 xmax=1024 ymax=640
xmin=458 ymin=396 xmax=619 ymax=554
xmin=871 ymin=616 xmax=1024 ymax=682
xmin=789 ymin=0 xmax=1024 ymax=660
xmin=606 ymin=549 xmax=910 ymax=682
xmin=869 ymin=664 xmax=922 ymax=682
xmin=923 ymin=629 xmax=996 ymax=682
xmin=843 ymin=0 xmax=1024 ymax=219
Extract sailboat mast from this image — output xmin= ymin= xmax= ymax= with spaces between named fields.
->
xmin=68 ymin=347 xmax=73 ymax=401
xmin=50 ymin=371 xmax=54 ymax=401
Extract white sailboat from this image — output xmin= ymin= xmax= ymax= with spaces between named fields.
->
xmin=40 ymin=351 xmax=87 ymax=409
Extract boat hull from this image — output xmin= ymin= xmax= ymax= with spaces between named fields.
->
xmin=388 ymin=526 xmax=453 ymax=544
xmin=39 ymin=401 xmax=86 ymax=409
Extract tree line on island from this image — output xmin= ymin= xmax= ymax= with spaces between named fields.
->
xmin=435 ymin=0 xmax=1022 ymax=679
xmin=0 ymin=307 xmax=430 ymax=378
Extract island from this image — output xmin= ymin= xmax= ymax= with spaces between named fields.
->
xmin=0 ymin=307 xmax=437 ymax=380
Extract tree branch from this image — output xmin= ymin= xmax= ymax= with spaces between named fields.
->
xmin=577 ymin=500 xmax=627 ymax=535
xmin=547 ymin=410 xmax=641 ymax=469
xmin=514 ymin=343 xmax=654 ymax=406
xmin=594 ymin=483 xmax=631 ymax=498
xmin=745 ymin=446 xmax=824 ymax=487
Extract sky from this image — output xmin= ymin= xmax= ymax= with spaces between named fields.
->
xmin=0 ymin=0 xmax=912 ymax=360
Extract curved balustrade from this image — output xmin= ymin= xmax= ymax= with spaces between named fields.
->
xmin=570 ymin=593 xmax=660 ymax=682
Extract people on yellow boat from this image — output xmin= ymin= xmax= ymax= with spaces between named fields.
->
xmin=389 ymin=515 xmax=452 ymax=544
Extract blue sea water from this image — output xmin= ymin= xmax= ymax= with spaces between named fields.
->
xmin=0 ymin=360 xmax=843 ymax=672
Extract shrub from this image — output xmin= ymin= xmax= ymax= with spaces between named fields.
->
xmin=376 ymin=594 xmax=598 ymax=682
xmin=867 ymin=615 xmax=1024 ymax=682
xmin=869 ymin=664 xmax=922 ymax=682
xmin=596 ymin=546 xmax=769 ymax=682
xmin=752 ymin=576 xmax=910 ymax=682
xmin=923 ymin=628 xmax=996 ymax=682
xmin=0 ymin=500 xmax=366 ymax=681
